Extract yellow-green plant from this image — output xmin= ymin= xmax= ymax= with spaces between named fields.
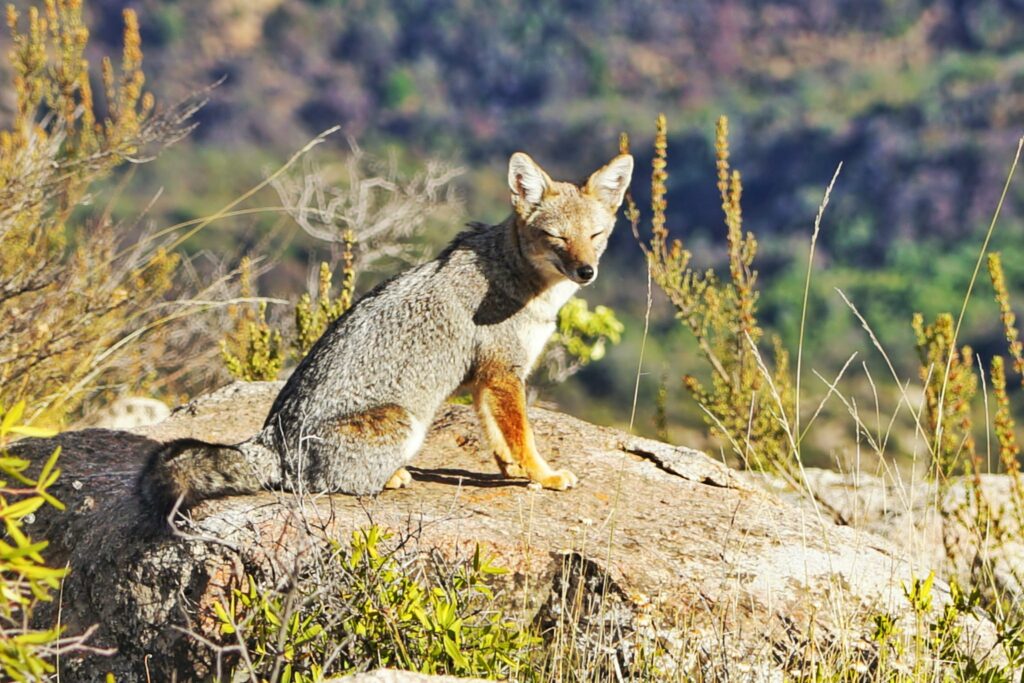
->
xmin=978 ymin=253 xmax=1024 ymax=576
xmin=553 ymin=298 xmax=623 ymax=365
xmin=989 ymin=253 xmax=1024 ymax=496
xmin=0 ymin=401 xmax=67 ymax=682
xmin=540 ymin=297 xmax=624 ymax=384
xmin=0 ymin=0 xmax=195 ymax=425
xmin=989 ymin=252 xmax=1024 ymax=378
xmin=217 ymin=526 xmax=538 ymax=681
xmin=903 ymin=251 xmax=1024 ymax=609
xmin=846 ymin=575 xmax=1016 ymax=681
xmin=220 ymin=257 xmax=285 ymax=382
xmin=911 ymin=312 xmax=977 ymax=479
xmin=222 ymin=250 xmax=356 ymax=381
xmin=991 ymin=357 xmax=1021 ymax=478
xmin=635 ymin=114 xmax=795 ymax=472
xmin=293 ymin=238 xmax=356 ymax=359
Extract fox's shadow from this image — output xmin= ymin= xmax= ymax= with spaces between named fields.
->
xmin=406 ymin=466 xmax=529 ymax=488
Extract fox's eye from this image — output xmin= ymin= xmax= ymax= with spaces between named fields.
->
xmin=590 ymin=231 xmax=604 ymax=240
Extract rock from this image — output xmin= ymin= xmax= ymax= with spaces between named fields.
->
xmin=772 ymin=468 xmax=1024 ymax=603
xmin=753 ymin=468 xmax=945 ymax=569
xmin=13 ymin=382 xmax=1002 ymax=681
xmin=76 ymin=396 xmax=171 ymax=430
xmin=942 ymin=474 xmax=1024 ymax=600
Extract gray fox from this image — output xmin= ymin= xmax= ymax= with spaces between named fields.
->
xmin=138 ymin=151 xmax=634 ymax=516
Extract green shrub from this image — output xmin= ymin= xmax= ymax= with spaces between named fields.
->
xmin=217 ymin=526 xmax=537 ymax=681
xmin=912 ymin=312 xmax=978 ymax=479
xmin=0 ymin=0 xmax=196 ymax=425
xmin=220 ymin=257 xmax=285 ymax=382
xmin=0 ymin=402 xmax=67 ymax=681
xmin=292 ymin=250 xmax=355 ymax=360
xmin=632 ymin=114 xmax=795 ymax=473
xmin=542 ymin=297 xmax=624 ymax=384
xmin=220 ymin=253 xmax=355 ymax=382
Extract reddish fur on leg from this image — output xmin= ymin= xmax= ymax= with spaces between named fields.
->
xmin=472 ymin=361 xmax=577 ymax=490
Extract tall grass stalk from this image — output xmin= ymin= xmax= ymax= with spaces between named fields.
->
xmin=795 ymin=163 xmax=842 ymax=446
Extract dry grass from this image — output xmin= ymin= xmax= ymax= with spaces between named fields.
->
xmin=0 ymin=0 xmax=206 ymax=425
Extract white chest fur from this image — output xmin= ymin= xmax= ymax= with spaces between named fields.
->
xmin=536 ymin=279 xmax=579 ymax=316
xmin=522 ymin=320 xmax=555 ymax=370
xmin=522 ymin=279 xmax=579 ymax=369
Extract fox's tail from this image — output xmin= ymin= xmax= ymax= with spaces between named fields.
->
xmin=136 ymin=437 xmax=280 ymax=519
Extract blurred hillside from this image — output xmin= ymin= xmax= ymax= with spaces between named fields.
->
xmin=5 ymin=0 xmax=1024 ymax=452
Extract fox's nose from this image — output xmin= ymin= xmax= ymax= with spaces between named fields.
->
xmin=576 ymin=265 xmax=595 ymax=282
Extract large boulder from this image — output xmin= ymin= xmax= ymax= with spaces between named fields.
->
xmin=15 ymin=382 xmax=1001 ymax=681
xmin=772 ymin=467 xmax=1024 ymax=604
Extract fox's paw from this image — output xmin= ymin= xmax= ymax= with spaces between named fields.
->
xmin=384 ymin=467 xmax=413 ymax=490
xmin=537 ymin=469 xmax=578 ymax=491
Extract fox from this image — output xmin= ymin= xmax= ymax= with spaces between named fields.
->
xmin=137 ymin=151 xmax=634 ymax=517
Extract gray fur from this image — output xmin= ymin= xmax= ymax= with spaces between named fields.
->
xmin=258 ymin=220 xmax=572 ymax=493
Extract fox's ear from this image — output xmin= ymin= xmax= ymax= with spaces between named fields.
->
xmin=585 ymin=154 xmax=634 ymax=211
xmin=508 ymin=152 xmax=552 ymax=212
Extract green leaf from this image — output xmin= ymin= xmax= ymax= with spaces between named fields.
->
xmin=442 ymin=634 xmax=468 ymax=669
xmin=1 ymin=402 xmax=26 ymax=434
xmin=36 ymin=489 xmax=64 ymax=511
xmin=37 ymin=447 xmax=61 ymax=490
xmin=14 ymin=628 xmax=62 ymax=645
xmin=2 ymin=496 xmax=44 ymax=520
xmin=8 ymin=425 xmax=55 ymax=438
xmin=214 ymin=602 xmax=235 ymax=634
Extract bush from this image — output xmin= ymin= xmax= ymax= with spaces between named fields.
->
xmin=0 ymin=402 xmax=75 ymax=681
xmin=220 ymin=254 xmax=355 ymax=382
xmin=541 ymin=298 xmax=624 ymax=385
xmin=217 ymin=526 xmax=537 ymax=681
xmin=0 ymin=0 xmax=197 ymax=425
xmin=633 ymin=115 xmax=795 ymax=473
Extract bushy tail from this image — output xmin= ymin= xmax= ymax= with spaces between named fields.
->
xmin=136 ymin=437 xmax=280 ymax=519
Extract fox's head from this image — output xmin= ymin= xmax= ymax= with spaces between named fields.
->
xmin=508 ymin=152 xmax=634 ymax=286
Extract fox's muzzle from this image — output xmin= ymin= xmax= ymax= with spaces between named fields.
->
xmin=560 ymin=261 xmax=596 ymax=285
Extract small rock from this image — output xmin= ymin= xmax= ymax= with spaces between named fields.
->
xmin=77 ymin=397 xmax=170 ymax=430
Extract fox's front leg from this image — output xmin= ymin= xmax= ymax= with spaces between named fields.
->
xmin=472 ymin=364 xmax=577 ymax=490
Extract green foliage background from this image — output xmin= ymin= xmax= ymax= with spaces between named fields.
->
xmin=6 ymin=0 xmax=1023 ymax=453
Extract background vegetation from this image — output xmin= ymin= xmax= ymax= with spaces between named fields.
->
xmin=1 ymin=0 xmax=1019 ymax=464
